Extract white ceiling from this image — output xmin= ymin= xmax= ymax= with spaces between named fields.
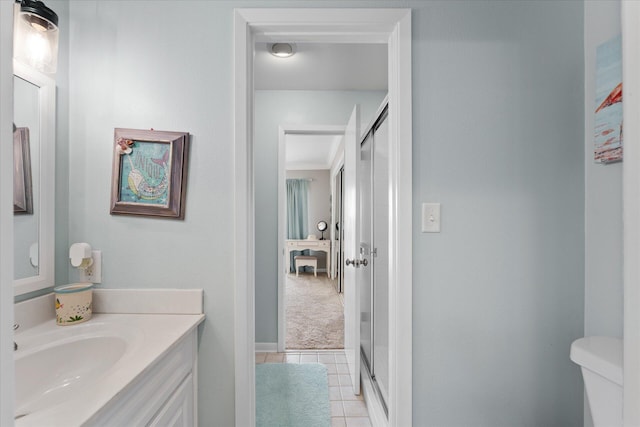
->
xmin=285 ymin=133 xmax=343 ymax=170
xmin=254 ymin=43 xmax=388 ymax=91
xmin=257 ymin=42 xmax=387 ymax=169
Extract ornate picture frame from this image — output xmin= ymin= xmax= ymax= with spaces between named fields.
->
xmin=110 ymin=128 xmax=190 ymax=219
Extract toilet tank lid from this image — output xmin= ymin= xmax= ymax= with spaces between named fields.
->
xmin=570 ymin=336 xmax=623 ymax=386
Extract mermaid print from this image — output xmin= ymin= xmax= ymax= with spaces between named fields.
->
xmin=117 ymin=139 xmax=171 ymax=205
xmin=126 ymin=149 xmax=169 ymax=201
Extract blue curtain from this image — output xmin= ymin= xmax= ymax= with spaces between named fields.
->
xmin=286 ymin=179 xmax=309 ymax=272
xmin=286 ymin=179 xmax=309 ymax=239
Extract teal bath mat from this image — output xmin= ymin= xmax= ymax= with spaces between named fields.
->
xmin=256 ymin=363 xmax=330 ymax=427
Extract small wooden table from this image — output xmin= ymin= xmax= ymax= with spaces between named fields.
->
xmin=286 ymin=239 xmax=331 ymax=278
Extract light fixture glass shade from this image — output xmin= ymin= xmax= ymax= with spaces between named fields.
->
xmin=270 ymin=43 xmax=295 ymax=58
xmin=13 ymin=0 xmax=59 ymax=74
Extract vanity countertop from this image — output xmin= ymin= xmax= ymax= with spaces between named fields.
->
xmin=15 ymin=312 xmax=205 ymax=426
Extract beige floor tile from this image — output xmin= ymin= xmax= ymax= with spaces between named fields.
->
xmin=330 ymin=401 xmax=344 ymax=417
xmin=319 ymin=353 xmax=337 ymax=364
xmin=332 ymin=417 xmax=347 ymax=427
xmin=335 ymin=354 xmax=348 ymax=363
xmin=329 ymin=386 xmax=342 ymax=401
xmin=345 ymin=417 xmax=372 ymax=427
xmin=328 ymin=374 xmax=340 ymax=386
xmin=337 ymin=374 xmax=352 ymax=386
xmin=343 ymin=401 xmax=369 ymax=417
xmin=284 ymin=353 xmax=300 ymax=363
xmin=339 ymin=386 xmax=360 ymax=401
xmin=265 ymin=353 xmax=285 ymax=363
xmin=300 ymin=354 xmax=318 ymax=363
xmin=325 ymin=364 xmax=338 ymax=374
xmin=255 ymin=353 xmax=266 ymax=363
xmin=336 ymin=363 xmax=349 ymax=374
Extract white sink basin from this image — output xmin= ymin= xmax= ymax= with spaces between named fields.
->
xmin=14 ymin=320 xmax=143 ymax=423
xmin=16 ymin=333 xmax=132 ymax=419
xmin=14 ymin=314 xmax=203 ymax=426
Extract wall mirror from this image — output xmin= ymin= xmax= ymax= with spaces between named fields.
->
xmin=13 ymin=60 xmax=55 ymax=296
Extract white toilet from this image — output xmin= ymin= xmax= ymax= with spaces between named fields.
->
xmin=570 ymin=336 xmax=623 ymax=427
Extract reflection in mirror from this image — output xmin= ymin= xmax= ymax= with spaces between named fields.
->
xmin=13 ymin=126 xmax=33 ymax=214
xmin=14 ymin=76 xmax=40 ymax=280
xmin=13 ymin=61 xmax=55 ymax=296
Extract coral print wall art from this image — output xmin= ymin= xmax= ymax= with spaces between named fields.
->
xmin=594 ymin=34 xmax=623 ymax=164
xmin=110 ymin=128 xmax=190 ymax=219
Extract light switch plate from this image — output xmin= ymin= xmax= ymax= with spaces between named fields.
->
xmin=422 ymin=203 xmax=441 ymax=233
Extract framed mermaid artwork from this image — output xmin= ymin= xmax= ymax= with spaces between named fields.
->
xmin=110 ymin=128 xmax=190 ymax=219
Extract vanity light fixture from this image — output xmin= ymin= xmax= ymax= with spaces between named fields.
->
xmin=270 ymin=43 xmax=296 ymax=58
xmin=13 ymin=0 xmax=59 ymax=74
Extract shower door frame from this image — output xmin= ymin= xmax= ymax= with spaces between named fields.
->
xmin=360 ymin=104 xmax=391 ymax=412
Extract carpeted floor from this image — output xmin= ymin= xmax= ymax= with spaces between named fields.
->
xmin=256 ymin=363 xmax=331 ymax=427
xmin=286 ymin=273 xmax=344 ymax=350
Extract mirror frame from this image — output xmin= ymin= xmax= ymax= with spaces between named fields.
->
xmin=13 ymin=60 xmax=55 ymax=296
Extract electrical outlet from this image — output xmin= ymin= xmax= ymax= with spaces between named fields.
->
xmin=80 ymin=250 xmax=101 ymax=283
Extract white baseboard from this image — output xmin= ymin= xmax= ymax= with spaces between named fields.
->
xmin=255 ymin=342 xmax=278 ymax=352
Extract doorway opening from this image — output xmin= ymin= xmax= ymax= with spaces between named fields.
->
xmin=234 ymin=9 xmax=413 ymax=427
xmin=278 ymin=127 xmax=350 ymax=352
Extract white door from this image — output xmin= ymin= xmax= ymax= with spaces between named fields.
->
xmin=343 ymin=105 xmax=361 ymax=395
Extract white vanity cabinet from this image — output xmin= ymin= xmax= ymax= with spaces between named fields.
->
xmin=87 ymin=329 xmax=198 ymax=426
xmin=14 ymin=294 xmax=204 ymax=427
xmin=148 ymin=373 xmax=194 ymax=426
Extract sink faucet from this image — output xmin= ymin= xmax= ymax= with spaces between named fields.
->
xmin=13 ymin=324 xmax=18 ymax=351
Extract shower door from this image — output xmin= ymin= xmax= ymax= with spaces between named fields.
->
xmin=371 ymin=110 xmax=389 ymax=404
xmin=359 ymin=130 xmax=373 ymax=374
xmin=359 ymin=105 xmax=390 ymax=411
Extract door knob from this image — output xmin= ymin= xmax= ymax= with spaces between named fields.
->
xmin=346 ymin=258 xmax=368 ymax=267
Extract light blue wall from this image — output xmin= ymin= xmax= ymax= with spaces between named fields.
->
xmin=584 ymin=1 xmax=623 ymax=339
xmin=411 ymin=1 xmax=584 ymax=426
xmin=61 ymin=1 xmax=585 ymax=425
xmin=66 ymin=2 xmax=237 ymax=424
xmin=254 ymin=90 xmax=386 ymax=343
xmin=49 ymin=0 xmax=70 ymax=289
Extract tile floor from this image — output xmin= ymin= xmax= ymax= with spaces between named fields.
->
xmin=256 ymin=350 xmax=371 ymax=427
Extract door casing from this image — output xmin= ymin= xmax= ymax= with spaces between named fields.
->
xmin=233 ymin=8 xmax=413 ymax=427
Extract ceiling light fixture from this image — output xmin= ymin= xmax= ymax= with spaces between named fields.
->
xmin=270 ymin=43 xmax=295 ymax=58
xmin=13 ymin=0 xmax=59 ymax=74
